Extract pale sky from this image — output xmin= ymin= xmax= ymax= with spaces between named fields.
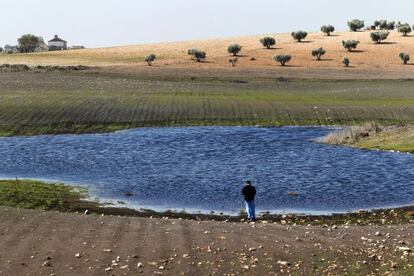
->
xmin=0 ymin=0 xmax=413 ymax=48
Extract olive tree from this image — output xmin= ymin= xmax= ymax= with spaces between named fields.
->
xmin=274 ymin=55 xmax=292 ymax=66
xmin=228 ymin=57 xmax=238 ymax=67
xmin=370 ymin=31 xmax=390 ymax=44
xmin=311 ymin=47 xmax=326 ymax=60
xmin=342 ymin=57 xmax=350 ymax=67
xmin=399 ymin=53 xmax=410 ymax=64
xmin=342 ymin=40 xmax=360 ymax=52
xmin=291 ymin=31 xmax=308 ymax=42
xmin=347 ymin=19 xmax=365 ymax=32
xmin=187 ymin=48 xmax=198 ymax=59
xmin=321 ymin=25 xmax=335 ymax=36
xmin=375 ymin=20 xmax=395 ymax=30
xmin=397 ymin=24 xmax=412 ymax=36
xmin=260 ymin=37 xmax=276 ymax=49
xmin=193 ymin=50 xmax=206 ymax=62
xmin=17 ymin=34 xmax=44 ymax=53
xmin=227 ymin=44 xmax=242 ymax=56
xmin=144 ymin=54 xmax=156 ymax=66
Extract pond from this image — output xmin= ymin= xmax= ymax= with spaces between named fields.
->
xmin=1 ymin=126 xmax=413 ymax=215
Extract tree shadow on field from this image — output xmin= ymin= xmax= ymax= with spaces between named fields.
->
xmin=348 ymin=50 xmax=364 ymax=53
xmin=278 ymin=64 xmax=301 ymax=68
xmin=298 ymin=41 xmax=314 ymax=43
xmin=262 ymin=47 xmax=283 ymax=50
xmin=325 ymin=34 xmax=340 ymax=37
xmin=314 ymin=58 xmax=334 ymax=61
xmin=377 ymin=41 xmax=398 ymax=45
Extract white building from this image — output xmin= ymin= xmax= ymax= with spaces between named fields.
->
xmin=48 ymin=35 xmax=67 ymax=51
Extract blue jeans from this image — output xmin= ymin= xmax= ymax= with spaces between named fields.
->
xmin=245 ymin=200 xmax=256 ymax=220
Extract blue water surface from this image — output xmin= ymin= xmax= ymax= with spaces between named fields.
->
xmin=0 ymin=126 xmax=413 ymax=214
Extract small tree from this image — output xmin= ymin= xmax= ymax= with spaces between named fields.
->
xmin=311 ymin=47 xmax=326 ymax=60
xmin=342 ymin=57 xmax=350 ymax=67
xmin=376 ymin=20 xmax=395 ymax=30
xmin=397 ymin=24 xmax=412 ymax=36
xmin=188 ymin=48 xmax=198 ymax=59
xmin=386 ymin=21 xmax=396 ymax=30
xmin=260 ymin=37 xmax=276 ymax=49
xmin=227 ymin=44 xmax=242 ymax=56
xmin=17 ymin=34 xmax=44 ymax=53
xmin=370 ymin=31 xmax=390 ymax=44
xmin=399 ymin=53 xmax=410 ymax=65
xmin=347 ymin=19 xmax=365 ymax=32
xmin=274 ymin=55 xmax=292 ymax=66
xmin=291 ymin=31 xmax=308 ymax=42
xmin=228 ymin=57 xmax=238 ymax=67
xmin=193 ymin=50 xmax=206 ymax=62
xmin=342 ymin=40 xmax=360 ymax=52
xmin=0 ymin=47 xmax=3 ymax=53
xmin=144 ymin=54 xmax=156 ymax=66
xmin=321 ymin=25 xmax=335 ymax=36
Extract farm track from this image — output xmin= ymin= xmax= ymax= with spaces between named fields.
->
xmin=0 ymin=72 xmax=414 ymax=136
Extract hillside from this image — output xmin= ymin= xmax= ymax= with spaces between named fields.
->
xmin=1 ymin=31 xmax=414 ymax=79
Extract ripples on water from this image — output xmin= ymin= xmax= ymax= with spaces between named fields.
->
xmin=0 ymin=126 xmax=413 ymax=214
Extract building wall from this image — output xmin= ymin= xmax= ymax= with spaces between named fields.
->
xmin=48 ymin=41 xmax=67 ymax=50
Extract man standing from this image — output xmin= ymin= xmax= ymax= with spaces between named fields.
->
xmin=242 ymin=181 xmax=256 ymax=221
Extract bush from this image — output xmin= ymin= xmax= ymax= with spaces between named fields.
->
xmin=274 ymin=55 xmax=292 ymax=66
xmin=260 ymin=37 xmax=276 ymax=49
xmin=311 ymin=47 xmax=326 ymax=60
xmin=386 ymin=21 xmax=395 ymax=30
xmin=375 ymin=20 xmax=395 ymax=30
xmin=397 ymin=24 xmax=412 ymax=36
xmin=193 ymin=50 xmax=206 ymax=62
xmin=347 ymin=19 xmax=365 ymax=31
xmin=370 ymin=31 xmax=390 ymax=44
xmin=342 ymin=57 xmax=350 ymax=67
xmin=321 ymin=25 xmax=335 ymax=36
xmin=399 ymin=53 xmax=410 ymax=65
xmin=228 ymin=44 xmax=242 ymax=56
xmin=188 ymin=48 xmax=198 ymax=59
xmin=144 ymin=54 xmax=156 ymax=66
xmin=291 ymin=31 xmax=308 ymax=42
xmin=228 ymin=57 xmax=238 ymax=67
xmin=342 ymin=40 xmax=360 ymax=52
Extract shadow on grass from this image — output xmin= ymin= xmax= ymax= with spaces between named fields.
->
xmin=313 ymin=58 xmax=334 ymax=62
xmin=376 ymin=42 xmax=398 ymax=45
xmin=262 ymin=47 xmax=283 ymax=50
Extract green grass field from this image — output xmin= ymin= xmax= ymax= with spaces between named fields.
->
xmin=0 ymin=179 xmax=91 ymax=211
xmin=1 ymin=72 xmax=414 ymax=136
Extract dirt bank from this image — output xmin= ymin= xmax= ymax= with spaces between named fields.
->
xmin=0 ymin=206 xmax=413 ymax=275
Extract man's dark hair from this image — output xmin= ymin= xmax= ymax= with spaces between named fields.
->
xmin=245 ymin=181 xmax=251 ymax=185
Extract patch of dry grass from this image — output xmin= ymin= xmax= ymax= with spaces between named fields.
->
xmin=319 ymin=122 xmax=382 ymax=145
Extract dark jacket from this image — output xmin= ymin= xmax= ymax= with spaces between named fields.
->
xmin=242 ymin=185 xmax=256 ymax=202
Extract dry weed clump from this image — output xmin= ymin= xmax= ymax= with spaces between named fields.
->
xmin=320 ymin=122 xmax=382 ymax=145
